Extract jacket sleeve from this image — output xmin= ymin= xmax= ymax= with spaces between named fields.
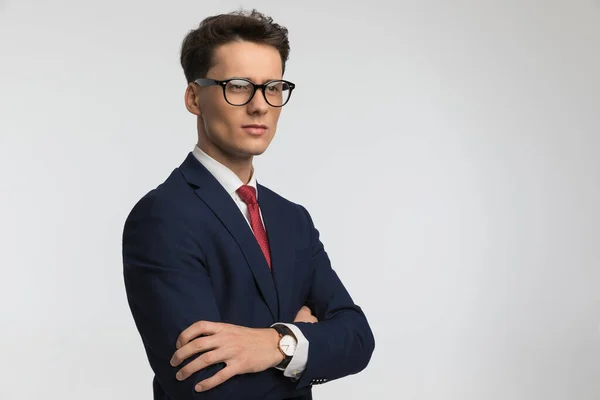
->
xmin=122 ymin=195 xmax=285 ymax=399
xmin=292 ymin=205 xmax=376 ymax=389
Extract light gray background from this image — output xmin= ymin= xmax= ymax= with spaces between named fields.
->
xmin=1 ymin=1 xmax=599 ymax=399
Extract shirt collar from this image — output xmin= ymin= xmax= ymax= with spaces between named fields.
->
xmin=192 ymin=145 xmax=258 ymax=198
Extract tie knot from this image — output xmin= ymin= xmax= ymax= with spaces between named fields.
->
xmin=237 ymin=185 xmax=258 ymax=205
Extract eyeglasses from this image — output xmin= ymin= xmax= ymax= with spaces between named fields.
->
xmin=193 ymin=78 xmax=296 ymax=107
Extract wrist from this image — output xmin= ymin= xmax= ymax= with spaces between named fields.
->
xmin=266 ymin=328 xmax=285 ymax=368
xmin=271 ymin=324 xmax=297 ymax=371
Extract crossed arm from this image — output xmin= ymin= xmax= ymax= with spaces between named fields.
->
xmin=169 ymin=306 xmax=318 ymax=392
xmin=123 ymin=201 xmax=374 ymax=398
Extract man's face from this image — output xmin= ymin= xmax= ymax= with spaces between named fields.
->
xmin=188 ymin=40 xmax=284 ymax=162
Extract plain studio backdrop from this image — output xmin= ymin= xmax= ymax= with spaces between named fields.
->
xmin=1 ymin=0 xmax=599 ymax=399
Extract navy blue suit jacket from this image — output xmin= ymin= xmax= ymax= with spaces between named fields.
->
xmin=123 ymin=153 xmax=375 ymax=399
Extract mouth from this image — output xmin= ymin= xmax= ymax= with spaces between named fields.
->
xmin=242 ymin=124 xmax=268 ymax=135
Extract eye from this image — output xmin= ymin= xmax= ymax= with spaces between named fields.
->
xmin=227 ymin=80 xmax=251 ymax=92
xmin=266 ymin=82 xmax=284 ymax=94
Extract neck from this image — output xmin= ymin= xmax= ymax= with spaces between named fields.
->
xmin=197 ymin=141 xmax=254 ymax=184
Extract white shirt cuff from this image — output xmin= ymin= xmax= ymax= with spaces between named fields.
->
xmin=271 ymin=322 xmax=309 ymax=380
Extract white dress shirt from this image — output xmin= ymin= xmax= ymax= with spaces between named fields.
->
xmin=192 ymin=145 xmax=309 ymax=380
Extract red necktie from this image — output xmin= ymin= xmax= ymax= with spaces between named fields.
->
xmin=236 ymin=185 xmax=271 ymax=269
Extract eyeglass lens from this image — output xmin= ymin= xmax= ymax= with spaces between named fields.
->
xmin=225 ymin=79 xmax=291 ymax=106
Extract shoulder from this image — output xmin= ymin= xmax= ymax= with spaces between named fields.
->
xmin=123 ymin=168 xmax=194 ymax=235
xmin=258 ymin=183 xmax=314 ymax=228
xmin=258 ymin=183 xmax=307 ymax=211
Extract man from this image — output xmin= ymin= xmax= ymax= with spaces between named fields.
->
xmin=123 ymin=9 xmax=374 ymax=400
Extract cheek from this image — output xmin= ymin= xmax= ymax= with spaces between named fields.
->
xmin=204 ymin=105 xmax=240 ymax=134
xmin=270 ymin=110 xmax=282 ymax=129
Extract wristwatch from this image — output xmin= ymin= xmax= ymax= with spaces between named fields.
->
xmin=272 ymin=325 xmax=297 ymax=370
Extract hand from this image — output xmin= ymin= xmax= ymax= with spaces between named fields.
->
xmin=170 ymin=321 xmax=283 ymax=392
xmin=294 ymin=305 xmax=318 ymax=323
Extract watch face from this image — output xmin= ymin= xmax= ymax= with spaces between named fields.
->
xmin=280 ymin=335 xmax=297 ymax=356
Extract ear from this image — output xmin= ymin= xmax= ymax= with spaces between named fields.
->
xmin=184 ymin=83 xmax=202 ymax=116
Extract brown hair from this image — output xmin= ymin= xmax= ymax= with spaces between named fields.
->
xmin=180 ymin=9 xmax=291 ymax=83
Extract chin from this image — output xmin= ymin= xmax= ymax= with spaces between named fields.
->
xmin=247 ymin=147 xmax=268 ymax=156
xmin=228 ymin=144 xmax=267 ymax=158
xmin=242 ymin=140 xmax=271 ymax=156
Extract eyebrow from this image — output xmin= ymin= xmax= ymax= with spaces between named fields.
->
xmin=232 ymin=76 xmax=280 ymax=83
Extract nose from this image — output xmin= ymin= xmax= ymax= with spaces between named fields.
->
xmin=246 ymin=88 xmax=269 ymax=114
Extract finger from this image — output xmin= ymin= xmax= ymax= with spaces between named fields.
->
xmin=297 ymin=306 xmax=312 ymax=316
xmin=196 ymin=364 xmax=238 ymax=392
xmin=171 ymin=335 xmax=219 ymax=367
xmin=294 ymin=306 xmax=307 ymax=315
xmin=293 ymin=314 xmax=307 ymax=322
xmin=296 ymin=311 xmax=314 ymax=321
xmin=176 ymin=321 xmax=221 ymax=349
xmin=175 ymin=349 xmax=229 ymax=381
xmin=295 ymin=309 xmax=310 ymax=318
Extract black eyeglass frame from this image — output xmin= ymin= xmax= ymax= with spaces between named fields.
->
xmin=193 ymin=78 xmax=296 ymax=107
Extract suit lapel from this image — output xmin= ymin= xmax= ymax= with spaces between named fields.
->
xmin=258 ymin=184 xmax=296 ymax=322
xmin=179 ymin=153 xmax=279 ymax=321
